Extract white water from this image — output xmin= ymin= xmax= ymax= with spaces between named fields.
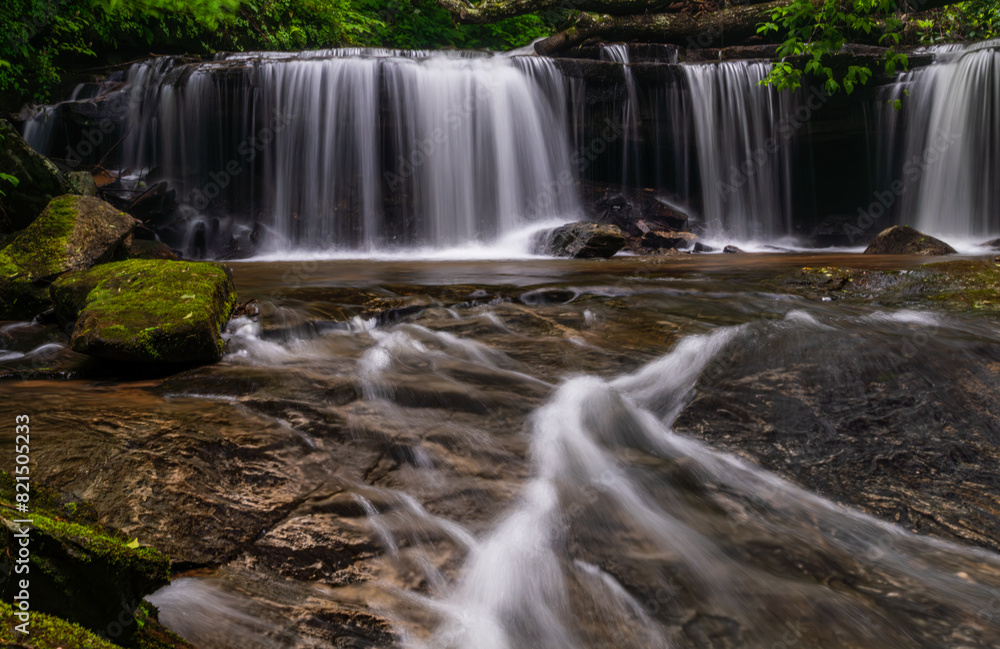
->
xmin=875 ymin=41 xmax=1000 ymax=239
xmin=683 ymin=62 xmax=795 ymax=241
xmin=109 ymin=50 xmax=580 ymax=253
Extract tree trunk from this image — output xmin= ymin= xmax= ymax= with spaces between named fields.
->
xmin=534 ymin=1 xmax=788 ymax=55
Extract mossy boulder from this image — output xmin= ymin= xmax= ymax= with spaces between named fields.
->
xmin=0 ymin=119 xmax=72 ymax=231
xmin=863 ymin=225 xmax=957 ymax=255
xmin=0 ymin=473 xmax=171 ymax=645
xmin=51 ymin=259 xmax=237 ymax=364
xmin=0 ymin=195 xmax=135 ymax=320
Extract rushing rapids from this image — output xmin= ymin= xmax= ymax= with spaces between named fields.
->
xmin=7 ymin=256 xmax=1000 ymax=647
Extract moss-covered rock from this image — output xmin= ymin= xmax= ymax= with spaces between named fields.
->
xmin=66 ymin=170 xmax=99 ymax=197
xmin=51 ymin=259 xmax=237 ymax=364
xmin=0 ymin=601 xmax=123 ymax=648
xmin=0 ymin=195 xmax=135 ymax=320
xmin=0 ymin=473 xmax=171 ymax=646
xmin=863 ymin=225 xmax=957 ymax=255
xmin=0 ymin=120 xmax=72 ymax=232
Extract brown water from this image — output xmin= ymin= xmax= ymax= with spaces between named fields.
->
xmin=3 ymin=254 xmax=1000 ymax=648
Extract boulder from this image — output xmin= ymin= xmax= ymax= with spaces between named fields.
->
xmin=639 ymin=229 xmax=697 ymax=251
xmin=0 ymin=473 xmax=171 ymax=645
xmin=693 ymin=242 xmax=717 ymax=253
xmin=595 ymin=192 xmax=639 ymax=235
xmin=51 ymin=259 xmax=237 ymax=364
xmin=863 ymin=226 xmax=956 ymax=255
xmin=0 ymin=195 xmax=134 ymax=320
xmin=125 ymin=237 xmax=180 ymax=260
xmin=811 ymin=213 xmax=874 ymax=247
xmin=0 ymin=119 xmax=72 ymax=231
xmin=723 ymin=245 xmax=746 ymax=254
xmin=65 ymin=170 xmax=98 ymax=197
xmin=534 ymin=222 xmax=625 ymax=259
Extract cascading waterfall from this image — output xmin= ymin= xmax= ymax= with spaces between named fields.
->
xmin=57 ymin=50 xmax=580 ymax=253
xmin=874 ymin=41 xmax=1000 ymax=238
xmin=682 ymin=61 xmax=795 ymax=240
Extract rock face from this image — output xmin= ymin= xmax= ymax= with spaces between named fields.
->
xmin=0 ymin=195 xmax=134 ymax=319
xmin=0 ymin=120 xmax=72 ymax=231
xmin=51 ymin=259 xmax=237 ymax=364
xmin=863 ymin=226 xmax=957 ymax=255
xmin=534 ymin=222 xmax=625 ymax=259
xmin=636 ymin=225 xmax=697 ymax=252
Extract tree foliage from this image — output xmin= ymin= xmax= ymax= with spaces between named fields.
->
xmin=0 ymin=0 xmax=553 ymax=105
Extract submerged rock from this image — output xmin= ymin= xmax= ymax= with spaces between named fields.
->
xmin=863 ymin=226 xmax=956 ymax=255
xmin=0 ymin=195 xmax=134 ymax=319
xmin=534 ymin=221 xmax=625 ymax=259
xmin=0 ymin=120 xmax=72 ymax=231
xmin=51 ymin=259 xmax=237 ymax=364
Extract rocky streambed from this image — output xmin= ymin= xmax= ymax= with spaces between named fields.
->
xmin=3 ymin=254 xmax=1000 ymax=648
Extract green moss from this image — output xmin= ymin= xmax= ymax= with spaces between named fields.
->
xmin=0 ymin=601 xmax=125 ymax=649
xmin=923 ymin=259 xmax=1000 ymax=313
xmin=0 ymin=195 xmax=77 ymax=281
xmin=52 ymin=259 xmax=237 ymax=363
xmin=0 ymin=471 xmax=171 ymax=643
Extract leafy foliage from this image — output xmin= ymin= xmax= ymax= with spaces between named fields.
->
xmin=914 ymin=0 xmax=1000 ymax=43
xmin=758 ymin=0 xmax=908 ymax=94
xmin=0 ymin=0 xmax=552 ymax=106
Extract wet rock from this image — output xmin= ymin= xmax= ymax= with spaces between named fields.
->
xmin=863 ymin=226 xmax=956 ymax=255
xmin=811 ymin=212 xmax=873 ymax=247
xmin=534 ymin=221 xmax=625 ymax=259
xmin=125 ymin=237 xmax=180 ymax=260
xmin=65 ymin=170 xmax=97 ymax=197
xmin=50 ymin=259 xmax=237 ymax=364
xmin=692 ymin=242 xmax=716 ymax=253
xmin=0 ymin=119 xmax=72 ymax=231
xmin=980 ymin=237 xmax=1000 ymax=250
xmin=0 ymin=473 xmax=171 ymax=644
xmin=0 ymin=195 xmax=134 ymax=320
xmin=723 ymin=245 xmax=745 ymax=254
xmin=638 ymin=228 xmax=697 ymax=251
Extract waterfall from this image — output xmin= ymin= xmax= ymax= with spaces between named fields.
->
xmin=874 ymin=41 xmax=1000 ymax=239
xmin=681 ymin=61 xmax=795 ymax=240
xmin=76 ymin=50 xmax=580 ymax=254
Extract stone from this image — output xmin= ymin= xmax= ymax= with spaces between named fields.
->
xmin=0 ymin=195 xmax=134 ymax=320
xmin=0 ymin=119 xmax=72 ymax=231
xmin=640 ymin=229 xmax=697 ymax=250
xmin=125 ymin=237 xmax=179 ymax=260
xmin=534 ymin=221 xmax=625 ymax=259
xmin=863 ymin=226 xmax=956 ymax=255
xmin=0 ymin=473 xmax=171 ymax=645
xmin=51 ymin=259 xmax=237 ymax=364
xmin=693 ymin=242 xmax=717 ymax=253
xmin=65 ymin=170 xmax=98 ymax=197
xmin=723 ymin=245 xmax=745 ymax=254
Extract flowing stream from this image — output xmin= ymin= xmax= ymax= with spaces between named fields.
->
xmin=4 ymin=256 xmax=1000 ymax=647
